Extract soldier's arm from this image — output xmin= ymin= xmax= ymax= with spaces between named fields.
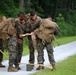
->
xmin=25 ymin=21 xmax=32 ymax=33
xmin=54 ymin=23 xmax=60 ymax=36
xmin=32 ymin=20 xmax=41 ymax=31
xmin=32 ymin=18 xmax=42 ymax=31
xmin=15 ymin=20 xmax=24 ymax=38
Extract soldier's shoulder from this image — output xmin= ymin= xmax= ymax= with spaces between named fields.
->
xmin=26 ymin=18 xmax=31 ymax=24
xmin=37 ymin=16 xmax=42 ymax=20
xmin=25 ymin=13 xmax=30 ymax=21
xmin=7 ymin=18 xmax=14 ymax=21
xmin=36 ymin=16 xmax=42 ymax=23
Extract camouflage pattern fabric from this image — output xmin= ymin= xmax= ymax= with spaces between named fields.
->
xmin=8 ymin=36 xmax=18 ymax=66
xmin=36 ymin=37 xmax=55 ymax=65
xmin=17 ymin=42 xmax=23 ymax=63
xmin=0 ymin=18 xmax=17 ymax=41
xmin=14 ymin=20 xmax=25 ymax=65
xmin=25 ymin=16 xmax=42 ymax=64
xmin=34 ymin=19 xmax=59 ymax=43
xmin=28 ymin=37 xmax=35 ymax=63
xmin=0 ymin=39 xmax=4 ymax=62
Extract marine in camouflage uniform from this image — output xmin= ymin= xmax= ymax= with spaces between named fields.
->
xmin=8 ymin=19 xmax=24 ymax=71
xmin=15 ymin=20 xmax=25 ymax=70
xmin=8 ymin=35 xmax=18 ymax=72
xmin=14 ymin=12 xmax=26 ymax=70
xmin=0 ymin=16 xmax=6 ymax=67
xmin=34 ymin=20 xmax=56 ymax=70
xmin=0 ymin=39 xmax=5 ymax=67
xmin=7 ymin=18 xmax=19 ymax=72
xmin=34 ymin=19 xmax=57 ymax=70
xmin=36 ymin=38 xmax=56 ymax=70
xmin=0 ymin=17 xmax=19 ymax=72
xmin=25 ymin=10 xmax=42 ymax=65
xmin=26 ymin=11 xmax=56 ymax=70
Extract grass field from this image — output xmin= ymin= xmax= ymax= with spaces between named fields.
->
xmin=32 ymin=54 xmax=76 ymax=75
xmin=3 ymin=36 xmax=76 ymax=60
xmin=52 ymin=36 xmax=76 ymax=46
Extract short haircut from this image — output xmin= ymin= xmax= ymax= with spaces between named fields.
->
xmin=30 ymin=10 xmax=36 ymax=16
xmin=18 ymin=12 xmax=25 ymax=17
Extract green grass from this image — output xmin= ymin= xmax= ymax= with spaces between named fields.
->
xmin=32 ymin=55 xmax=76 ymax=75
xmin=52 ymin=36 xmax=76 ymax=46
xmin=3 ymin=36 xmax=76 ymax=60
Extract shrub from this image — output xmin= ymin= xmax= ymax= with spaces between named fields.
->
xmin=56 ymin=13 xmax=75 ymax=37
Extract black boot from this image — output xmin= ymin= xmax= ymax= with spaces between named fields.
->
xmin=0 ymin=62 xmax=5 ymax=68
xmin=8 ymin=66 xmax=18 ymax=72
xmin=36 ymin=66 xmax=45 ymax=70
xmin=15 ymin=65 xmax=21 ymax=70
xmin=51 ymin=64 xmax=56 ymax=71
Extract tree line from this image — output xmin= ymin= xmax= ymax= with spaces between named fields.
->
xmin=0 ymin=0 xmax=76 ymax=36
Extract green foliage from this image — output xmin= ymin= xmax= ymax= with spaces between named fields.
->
xmin=0 ymin=0 xmax=19 ymax=17
xmin=66 ymin=9 xmax=76 ymax=35
xmin=56 ymin=13 xmax=76 ymax=37
xmin=0 ymin=0 xmax=76 ymax=37
xmin=24 ymin=1 xmax=32 ymax=13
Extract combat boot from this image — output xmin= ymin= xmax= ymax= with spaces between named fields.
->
xmin=8 ymin=66 xmax=18 ymax=72
xmin=36 ymin=66 xmax=45 ymax=70
xmin=0 ymin=62 xmax=5 ymax=67
xmin=15 ymin=65 xmax=21 ymax=70
xmin=51 ymin=64 xmax=56 ymax=71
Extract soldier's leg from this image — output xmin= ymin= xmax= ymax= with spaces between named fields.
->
xmin=8 ymin=36 xmax=18 ymax=72
xmin=0 ymin=39 xmax=3 ymax=63
xmin=36 ymin=39 xmax=45 ymax=70
xmin=26 ymin=39 xmax=35 ymax=71
xmin=28 ymin=40 xmax=35 ymax=64
xmin=0 ymin=39 xmax=5 ymax=67
xmin=15 ymin=42 xmax=23 ymax=70
xmin=17 ymin=42 xmax=23 ymax=63
xmin=46 ymin=42 xmax=56 ymax=70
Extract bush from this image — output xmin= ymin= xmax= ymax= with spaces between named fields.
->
xmin=56 ymin=13 xmax=75 ymax=37
xmin=66 ymin=9 xmax=76 ymax=35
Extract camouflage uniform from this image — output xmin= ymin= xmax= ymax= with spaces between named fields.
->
xmin=27 ymin=37 xmax=35 ymax=64
xmin=0 ymin=39 xmax=4 ymax=63
xmin=36 ymin=38 xmax=55 ymax=65
xmin=33 ymin=19 xmax=56 ymax=70
xmin=26 ymin=16 xmax=42 ymax=64
xmin=26 ymin=17 xmax=56 ymax=70
xmin=8 ymin=36 xmax=17 ymax=66
xmin=0 ymin=19 xmax=5 ymax=67
xmin=0 ymin=18 xmax=18 ymax=71
xmin=14 ymin=20 xmax=25 ymax=67
xmin=6 ymin=19 xmax=18 ymax=71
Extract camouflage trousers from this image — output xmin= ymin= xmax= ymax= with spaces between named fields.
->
xmin=28 ymin=38 xmax=35 ymax=64
xmin=0 ymin=39 xmax=4 ymax=62
xmin=37 ymin=39 xmax=55 ymax=65
xmin=8 ymin=36 xmax=18 ymax=66
xmin=17 ymin=41 xmax=23 ymax=63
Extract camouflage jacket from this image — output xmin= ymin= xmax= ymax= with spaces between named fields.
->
xmin=34 ymin=19 xmax=59 ymax=42
xmin=25 ymin=16 xmax=42 ymax=41
xmin=15 ymin=20 xmax=26 ymax=39
xmin=25 ymin=16 xmax=42 ymax=33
